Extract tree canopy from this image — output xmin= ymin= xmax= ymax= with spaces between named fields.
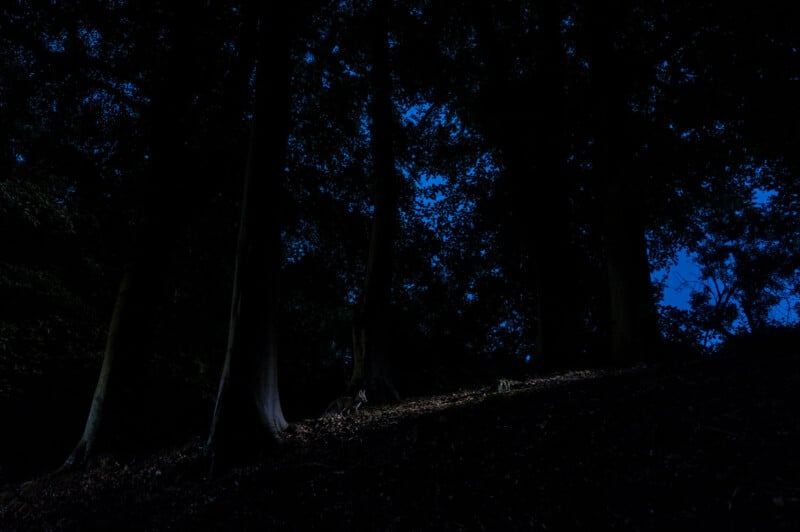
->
xmin=1 ymin=0 xmax=799 ymax=478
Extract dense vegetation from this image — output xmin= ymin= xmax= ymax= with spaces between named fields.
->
xmin=1 ymin=0 xmax=798 ymax=506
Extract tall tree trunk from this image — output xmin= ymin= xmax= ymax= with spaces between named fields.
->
xmin=349 ymin=0 xmax=400 ymax=403
xmin=590 ymin=1 xmax=661 ymax=364
xmin=474 ymin=0 xmax=584 ymax=370
xmin=61 ymin=7 xmax=197 ymax=470
xmin=527 ymin=0 xmax=583 ymax=369
xmin=207 ymin=2 xmax=292 ymax=471
xmin=603 ymin=189 xmax=661 ymax=361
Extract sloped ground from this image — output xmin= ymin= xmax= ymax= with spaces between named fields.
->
xmin=1 ymin=354 xmax=798 ymax=531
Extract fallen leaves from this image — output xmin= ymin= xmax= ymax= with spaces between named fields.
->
xmin=1 ymin=356 xmax=798 ymax=531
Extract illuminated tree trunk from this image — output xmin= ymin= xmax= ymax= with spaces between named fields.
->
xmin=349 ymin=0 xmax=400 ymax=403
xmin=207 ymin=2 xmax=292 ymax=471
xmin=61 ymin=8 xmax=196 ymax=470
xmin=61 ymin=267 xmax=135 ymax=469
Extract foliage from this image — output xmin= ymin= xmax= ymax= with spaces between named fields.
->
xmin=1 ymin=0 xmax=800 ymax=474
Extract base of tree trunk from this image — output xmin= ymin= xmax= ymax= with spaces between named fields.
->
xmin=57 ymin=440 xmax=92 ymax=474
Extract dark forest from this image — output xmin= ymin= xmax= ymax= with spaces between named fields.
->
xmin=1 ymin=1 xmax=799 ymax=530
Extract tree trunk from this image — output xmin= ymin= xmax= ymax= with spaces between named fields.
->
xmin=473 ymin=0 xmax=584 ymax=370
xmin=603 ymin=191 xmax=661 ymax=361
xmin=207 ymin=2 xmax=292 ymax=472
xmin=590 ymin=1 xmax=661 ymax=364
xmin=528 ymin=0 xmax=584 ymax=369
xmin=60 ymin=8 xmax=198 ymax=470
xmin=61 ymin=268 xmax=133 ymax=469
xmin=349 ymin=0 xmax=400 ymax=403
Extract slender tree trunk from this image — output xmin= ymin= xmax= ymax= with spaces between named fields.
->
xmin=348 ymin=0 xmax=400 ymax=403
xmin=590 ymin=1 xmax=661 ymax=364
xmin=60 ymin=8 xmax=197 ymax=470
xmin=61 ymin=268 xmax=134 ymax=469
xmin=207 ymin=2 xmax=292 ymax=471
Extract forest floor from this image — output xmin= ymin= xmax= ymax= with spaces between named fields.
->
xmin=1 ymin=353 xmax=798 ymax=531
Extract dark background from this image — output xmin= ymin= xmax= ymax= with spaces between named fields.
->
xmin=1 ymin=0 xmax=799 ymax=484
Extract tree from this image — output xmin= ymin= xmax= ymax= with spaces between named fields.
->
xmin=62 ymin=4 xmax=203 ymax=469
xmin=650 ymin=0 xmax=800 ymax=347
xmin=588 ymin=0 xmax=662 ymax=363
xmin=471 ymin=0 xmax=586 ymax=369
xmin=207 ymin=1 xmax=294 ymax=470
xmin=348 ymin=0 xmax=401 ymax=402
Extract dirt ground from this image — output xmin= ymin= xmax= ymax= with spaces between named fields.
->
xmin=1 ymin=353 xmax=798 ymax=531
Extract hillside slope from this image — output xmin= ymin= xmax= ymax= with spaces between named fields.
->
xmin=1 ymin=354 xmax=798 ymax=531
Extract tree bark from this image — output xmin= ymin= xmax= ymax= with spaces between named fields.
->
xmin=349 ymin=0 xmax=400 ymax=403
xmin=603 ymin=191 xmax=661 ymax=361
xmin=61 ymin=268 xmax=133 ymax=469
xmin=207 ymin=2 xmax=293 ymax=472
xmin=590 ymin=1 xmax=661 ymax=363
xmin=60 ymin=7 xmax=198 ymax=470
